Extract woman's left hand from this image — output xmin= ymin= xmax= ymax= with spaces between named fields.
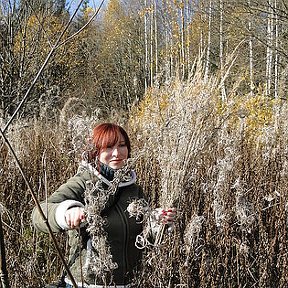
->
xmin=158 ymin=207 xmax=177 ymax=225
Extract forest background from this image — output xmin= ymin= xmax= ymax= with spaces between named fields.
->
xmin=1 ymin=0 xmax=288 ymax=287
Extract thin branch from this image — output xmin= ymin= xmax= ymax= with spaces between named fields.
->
xmin=57 ymin=0 xmax=106 ymax=49
xmin=0 ymin=213 xmax=9 ymax=288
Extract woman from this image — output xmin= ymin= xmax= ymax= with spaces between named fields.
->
xmin=32 ymin=123 xmax=175 ymax=288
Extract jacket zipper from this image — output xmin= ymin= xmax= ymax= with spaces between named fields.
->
xmin=115 ymin=203 xmax=129 ymax=277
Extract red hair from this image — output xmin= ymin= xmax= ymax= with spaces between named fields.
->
xmin=90 ymin=123 xmax=131 ymax=161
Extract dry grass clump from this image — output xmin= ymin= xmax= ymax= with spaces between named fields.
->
xmin=0 ymin=111 xmax=98 ymax=287
xmin=0 ymin=121 xmax=68 ymax=287
xmin=130 ymin=72 xmax=220 ymax=209
xmin=129 ymin=68 xmax=288 ymax=286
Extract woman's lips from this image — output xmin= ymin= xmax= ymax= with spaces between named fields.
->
xmin=110 ymin=159 xmax=123 ymax=164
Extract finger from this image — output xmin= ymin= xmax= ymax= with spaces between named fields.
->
xmin=80 ymin=211 xmax=86 ymax=221
xmin=165 ymin=217 xmax=174 ymax=223
xmin=168 ymin=207 xmax=176 ymax=213
xmin=66 ymin=214 xmax=73 ymax=228
xmin=74 ymin=220 xmax=80 ymax=228
xmin=166 ymin=213 xmax=174 ymax=219
xmin=161 ymin=210 xmax=167 ymax=216
xmin=167 ymin=208 xmax=176 ymax=213
xmin=65 ymin=211 xmax=79 ymax=228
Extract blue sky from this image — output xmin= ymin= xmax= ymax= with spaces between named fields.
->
xmin=67 ymin=0 xmax=104 ymax=12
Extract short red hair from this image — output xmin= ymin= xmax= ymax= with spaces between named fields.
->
xmin=90 ymin=123 xmax=131 ymax=160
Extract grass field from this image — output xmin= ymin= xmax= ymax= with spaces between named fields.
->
xmin=1 ymin=71 xmax=288 ymax=287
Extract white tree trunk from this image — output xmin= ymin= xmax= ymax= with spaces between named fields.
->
xmin=265 ymin=0 xmax=273 ymax=97
xmin=150 ymin=1 xmax=154 ymax=86
xmin=248 ymin=0 xmax=254 ymax=97
xmin=204 ymin=0 xmax=212 ymax=83
xmin=219 ymin=0 xmax=226 ymax=101
xmin=186 ymin=0 xmax=191 ymax=72
xmin=154 ymin=0 xmax=158 ymax=80
xmin=144 ymin=0 xmax=149 ymax=92
xmin=180 ymin=0 xmax=185 ymax=79
xmin=274 ymin=0 xmax=279 ymax=99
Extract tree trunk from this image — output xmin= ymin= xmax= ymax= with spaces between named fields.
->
xmin=219 ymin=0 xmax=226 ymax=101
xmin=144 ymin=0 xmax=149 ymax=91
xmin=0 ymin=213 xmax=9 ymax=288
xmin=248 ymin=0 xmax=254 ymax=97
xmin=274 ymin=0 xmax=279 ymax=99
xmin=150 ymin=1 xmax=154 ymax=86
xmin=154 ymin=0 xmax=158 ymax=81
xmin=204 ymin=0 xmax=212 ymax=83
xmin=266 ymin=0 xmax=273 ymax=97
xmin=180 ymin=0 xmax=185 ymax=79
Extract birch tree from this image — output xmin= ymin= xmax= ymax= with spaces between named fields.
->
xmin=204 ymin=0 xmax=212 ymax=82
xmin=219 ymin=0 xmax=226 ymax=101
xmin=179 ymin=0 xmax=186 ymax=79
xmin=154 ymin=0 xmax=159 ymax=81
xmin=274 ymin=0 xmax=279 ymax=99
xmin=144 ymin=0 xmax=149 ymax=90
xmin=247 ymin=0 xmax=254 ymax=97
xmin=265 ymin=0 xmax=273 ymax=97
xmin=150 ymin=0 xmax=154 ymax=86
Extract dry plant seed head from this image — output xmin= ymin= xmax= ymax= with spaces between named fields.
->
xmin=211 ymin=126 xmax=242 ymax=229
xmin=184 ymin=215 xmax=205 ymax=255
xmin=5 ymin=120 xmax=29 ymax=161
xmin=127 ymin=198 xmax=150 ymax=222
xmin=235 ymin=194 xmax=256 ymax=233
xmin=62 ymin=115 xmax=98 ymax=157
xmin=38 ymin=85 xmax=61 ymax=121
xmin=238 ymin=242 xmax=249 ymax=257
xmin=0 ymin=117 xmax=4 ymax=130
xmin=59 ymin=97 xmax=101 ymax=126
xmin=260 ymin=126 xmax=278 ymax=160
xmin=280 ymin=160 xmax=288 ymax=178
xmin=264 ymin=190 xmax=280 ymax=205
xmin=212 ymin=166 xmax=229 ymax=228
xmin=233 ymin=178 xmax=256 ymax=233
xmin=212 ymin=197 xmax=226 ymax=228
xmin=128 ymin=199 xmax=169 ymax=249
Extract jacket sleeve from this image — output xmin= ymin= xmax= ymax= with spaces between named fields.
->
xmin=31 ymin=170 xmax=91 ymax=233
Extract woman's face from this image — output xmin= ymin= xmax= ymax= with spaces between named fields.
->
xmin=99 ymin=133 xmax=128 ymax=169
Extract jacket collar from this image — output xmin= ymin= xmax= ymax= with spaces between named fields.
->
xmin=80 ymin=160 xmax=136 ymax=187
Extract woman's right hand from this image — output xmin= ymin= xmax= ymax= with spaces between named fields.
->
xmin=65 ymin=207 xmax=85 ymax=229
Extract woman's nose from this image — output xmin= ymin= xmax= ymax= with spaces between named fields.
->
xmin=112 ymin=147 xmax=119 ymax=157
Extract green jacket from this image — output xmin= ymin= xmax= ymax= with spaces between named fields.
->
xmin=32 ymin=165 xmax=145 ymax=286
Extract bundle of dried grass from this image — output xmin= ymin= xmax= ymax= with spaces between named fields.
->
xmin=130 ymin=65 xmax=288 ymax=286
